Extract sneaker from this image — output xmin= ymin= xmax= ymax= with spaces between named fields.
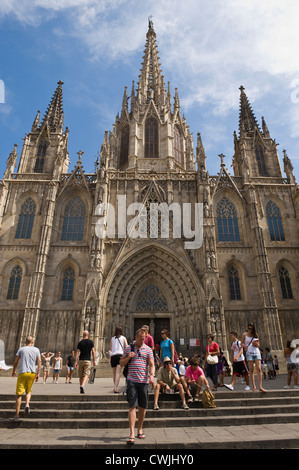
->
xmin=284 ymin=385 xmax=290 ymax=389
xmin=193 ymin=395 xmax=199 ymax=402
xmin=153 ymin=404 xmax=159 ymax=410
xmin=244 ymin=386 xmax=250 ymax=391
xmin=224 ymin=384 xmax=234 ymax=391
xmin=24 ymin=405 xmax=30 ymax=416
xmin=80 ymin=386 xmax=85 ymax=394
xmin=187 ymin=397 xmax=193 ymax=403
xmin=182 ymin=403 xmax=189 ymax=410
xmin=294 ymin=385 xmax=299 ymax=389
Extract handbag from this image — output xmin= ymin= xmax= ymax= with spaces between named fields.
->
xmin=202 ymin=389 xmax=217 ymax=408
xmin=207 ymin=345 xmax=219 ymax=365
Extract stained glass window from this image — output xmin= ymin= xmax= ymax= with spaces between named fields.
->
xmin=145 ymin=118 xmax=158 ymax=158
xmin=120 ymin=125 xmax=129 ymax=168
xmin=228 ymin=267 xmax=241 ymax=300
xmin=266 ymin=201 xmax=285 ymax=241
xmin=61 ymin=197 xmax=86 ymax=241
xmin=15 ymin=198 xmax=36 ymax=239
xmin=279 ymin=267 xmax=293 ymax=299
xmin=34 ymin=140 xmax=48 ymax=173
xmin=255 ymin=145 xmax=267 ymax=176
xmin=7 ymin=265 xmax=22 ymax=300
xmin=136 ymin=283 xmax=168 ymax=312
xmin=174 ymin=125 xmax=183 ymax=166
xmin=61 ymin=267 xmax=75 ymax=301
xmin=216 ymin=198 xmax=240 ymax=242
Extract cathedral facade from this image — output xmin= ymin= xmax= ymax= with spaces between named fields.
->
xmin=0 ymin=22 xmax=298 ymax=366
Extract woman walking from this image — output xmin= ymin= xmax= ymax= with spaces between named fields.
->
xmin=109 ymin=326 xmax=128 ymax=393
xmin=159 ymin=329 xmax=175 ymax=366
xmin=204 ymin=334 xmax=220 ymax=391
xmin=241 ymin=323 xmax=266 ymax=392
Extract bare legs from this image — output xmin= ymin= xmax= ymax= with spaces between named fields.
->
xmin=248 ymin=360 xmax=266 ymax=392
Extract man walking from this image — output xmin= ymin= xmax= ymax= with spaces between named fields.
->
xmin=120 ymin=328 xmax=155 ymax=444
xmin=75 ymin=330 xmax=96 ymax=394
xmin=12 ymin=335 xmax=41 ymax=421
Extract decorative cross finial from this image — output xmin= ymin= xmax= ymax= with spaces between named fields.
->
xmin=148 ymin=15 xmax=154 ymax=29
xmin=239 ymin=85 xmax=245 ymax=92
xmin=219 ymin=153 xmax=225 ymax=166
xmin=77 ymin=150 xmax=84 ymax=164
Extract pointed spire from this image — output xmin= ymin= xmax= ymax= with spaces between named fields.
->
xmin=4 ymin=144 xmax=18 ymax=178
xmin=31 ymin=110 xmax=40 ymax=132
xmin=283 ymin=149 xmax=296 ymax=184
xmin=136 ymin=20 xmax=165 ymax=107
xmin=130 ymin=81 xmax=135 ymax=112
xmin=40 ymin=80 xmax=64 ymax=133
xmin=239 ymin=86 xmax=260 ymax=136
xmin=174 ymin=88 xmax=180 ymax=110
xmin=261 ymin=116 xmax=270 ymax=138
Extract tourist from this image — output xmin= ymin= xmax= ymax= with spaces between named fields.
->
xmin=109 ymin=326 xmax=128 ymax=393
xmin=204 ymin=334 xmax=220 ymax=391
xmin=142 ymin=325 xmax=155 ymax=352
xmin=264 ymin=347 xmax=275 ymax=379
xmin=185 ymin=357 xmax=210 ymax=401
xmin=159 ymin=329 xmax=174 ymax=366
xmin=75 ymin=330 xmax=96 ymax=394
xmin=119 ymin=328 xmax=155 ymax=444
xmin=284 ymin=340 xmax=298 ymax=389
xmin=41 ymin=351 xmax=54 ymax=384
xmin=65 ymin=350 xmax=76 ymax=383
xmin=12 ymin=335 xmax=41 ymax=421
xmin=224 ymin=332 xmax=250 ymax=391
xmin=52 ymin=351 xmax=62 ymax=384
xmin=153 ymin=356 xmax=190 ymax=410
xmin=241 ymin=323 xmax=266 ymax=392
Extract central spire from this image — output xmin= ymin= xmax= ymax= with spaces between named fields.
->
xmin=136 ymin=20 xmax=166 ymax=108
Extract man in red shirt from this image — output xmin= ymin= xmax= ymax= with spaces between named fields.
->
xmin=142 ymin=325 xmax=154 ymax=351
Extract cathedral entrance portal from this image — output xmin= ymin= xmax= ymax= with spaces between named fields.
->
xmin=134 ymin=317 xmax=170 ymax=346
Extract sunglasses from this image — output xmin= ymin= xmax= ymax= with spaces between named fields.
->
xmin=165 ymin=362 xmax=172 ymax=365
xmin=161 ymin=332 xmax=166 ymax=336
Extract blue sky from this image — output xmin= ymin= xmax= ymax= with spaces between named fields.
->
xmin=1 ymin=0 xmax=299 ymax=179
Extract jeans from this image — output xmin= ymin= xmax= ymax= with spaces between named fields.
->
xmin=205 ymin=363 xmax=218 ymax=386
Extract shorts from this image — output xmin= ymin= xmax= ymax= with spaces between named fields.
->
xmin=16 ymin=372 xmax=36 ymax=396
xmin=78 ymin=360 xmax=91 ymax=379
xmin=53 ymin=369 xmax=61 ymax=374
xmin=287 ymin=363 xmax=297 ymax=372
xmin=126 ymin=380 xmax=149 ymax=409
xmin=246 ymin=353 xmax=261 ymax=362
xmin=110 ymin=354 xmax=122 ymax=368
xmin=233 ymin=361 xmax=248 ymax=377
xmin=266 ymin=363 xmax=274 ymax=371
xmin=67 ymin=367 xmax=74 ymax=371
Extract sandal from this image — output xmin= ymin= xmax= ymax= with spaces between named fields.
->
xmin=127 ymin=437 xmax=135 ymax=444
xmin=137 ymin=433 xmax=146 ymax=439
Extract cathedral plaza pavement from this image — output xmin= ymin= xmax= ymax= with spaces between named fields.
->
xmin=0 ymin=372 xmax=299 ymax=450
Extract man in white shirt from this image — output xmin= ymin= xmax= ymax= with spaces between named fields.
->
xmin=224 ymin=332 xmax=250 ymax=391
xmin=12 ymin=335 xmax=41 ymax=421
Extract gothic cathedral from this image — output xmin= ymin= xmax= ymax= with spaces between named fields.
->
xmin=0 ymin=21 xmax=298 ymax=367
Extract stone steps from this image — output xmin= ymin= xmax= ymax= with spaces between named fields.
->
xmin=1 ymin=389 xmax=299 ymax=448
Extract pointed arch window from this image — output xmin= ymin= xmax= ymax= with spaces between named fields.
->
xmin=279 ymin=267 xmax=293 ymax=299
xmin=136 ymin=283 xmax=168 ymax=312
xmin=120 ymin=125 xmax=129 ymax=168
xmin=61 ymin=267 xmax=75 ymax=301
xmin=34 ymin=140 xmax=48 ymax=173
xmin=216 ymin=198 xmax=240 ymax=242
xmin=7 ymin=265 xmax=22 ymax=300
xmin=228 ymin=267 xmax=241 ymax=300
xmin=61 ymin=197 xmax=86 ymax=241
xmin=145 ymin=117 xmax=158 ymax=158
xmin=15 ymin=198 xmax=36 ymax=239
xmin=266 ymin=201 xmax=285 ymax=241
xmin=255 ymin=145 xmax=267 ymax=176
xmin=174 ymin=125 xmax=183 ymax=167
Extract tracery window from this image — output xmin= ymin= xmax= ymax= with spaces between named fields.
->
xmin=228 ymin=267 xmax=241 ymax=300
xmin=136 ymin=283 xmax=168 ymax=312
xmin=7 ymin=265 xmax=22 ymax=300
xmin=61 ymin=197 xmax=86 ymax=241
xmin=174 ymin=125 xmax=183 ymax=167
xmin=266 ymin=201 xmax=285 ymax=241
xmin=255 ymin=145 xmax=267 ymax=176
xmin=34 ymin=140 xmax=48 ymax=173
xmin=120 ymin=125 xmax=129 ymax=168
xmin=61 ymin=267 xmax=75 ymax=301
xmin=145 ymin=118 xmax=158 ymax=158
xmin=216 ymin=198 xmax=240 ymax=242
xmin=15 ymin=198 xmax=36 ymax=239
xmin=279 ymin=267 xmax=293 ymax=299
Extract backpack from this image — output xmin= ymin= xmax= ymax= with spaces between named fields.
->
xmin=202 ymin=389 xmax=217 ymax=408
xmin=123 ymin=343 xmax=135 ymax=378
